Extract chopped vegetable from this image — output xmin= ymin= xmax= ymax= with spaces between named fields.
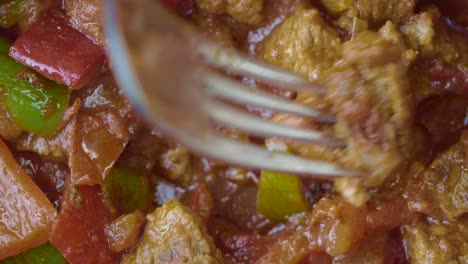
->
xmin=50 ymin=185 xmax=121 ymax=264
xmin=189 ymin=184 xmax=213 ymax=223
xmin=257 ymin=171 xmax=310 ymax=220
xmin=0 ymin=243 xmax=68 ymax=264
xmin=9 ymin=12 xmax=105 ymax=90
xmin=0 ymin=37 xmax=69 ymax=137
xmin=0 ymin=0 xmax=28 ymax=28
xmin=0 ymin=138 xmax=56 ymax=260
xmin=105 ymin=211 xmax=146 ymax=252
xmin=102 ymin=167 xmax=153 ymax=214
xmin=62 ymin=111 xmax=129 ymax=185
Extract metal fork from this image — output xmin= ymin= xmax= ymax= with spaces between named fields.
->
xmin=104 ymin=0 xmax=360 ymax=178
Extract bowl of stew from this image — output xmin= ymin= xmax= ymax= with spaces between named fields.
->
xmin=0 ymin=0 xmax=466 ymax=263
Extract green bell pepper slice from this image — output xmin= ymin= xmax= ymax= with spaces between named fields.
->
xmin=0 ymin=243 xmax=68 ymax=264
xmin=102 ymin=167 xmax=153 ymax=214
xmin=257 ymin=171 xmax=310 ymax=220
xmin=0 ymin=37 xmax=69 ymax=137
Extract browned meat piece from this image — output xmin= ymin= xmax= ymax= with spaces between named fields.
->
xmin=160 ymin=143 xmax=193 ymax=187
xmin=196 ymin=0 xmax=263 ymax=25
xmin=268 ymin=31 xmax=415 ymax=206
xmin=122 ymin=200 xmax=224 ymax=264
xmin=401 ymin=12 xmax=435 ymax=50
xmin=17 ymin=0 xmax=60 ymax=31
xmin=407 ymin=7 xmax=468 ymax=101
xmin=403 ymin=220 xmax=468 ymax=264
xmin=406 ymin=131 xmax=468 ymax=220
xmin=194 ymin=12 xmax=234 ymax=46
xmin=330 ymin=0 xmax=416 ymax=37
xmin=65 ymin=0 xmax=104 ymax=43
xmin=260 ymin=6 xmax=341 ymax=80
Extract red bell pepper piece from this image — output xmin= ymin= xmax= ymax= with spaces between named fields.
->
xmin=0 ymin=138 xmax=56 ymax=260
xmin=50 ymin=185 xmax=121 ymax=264
xmin=9 ymin=11 xmax=105 ymax=90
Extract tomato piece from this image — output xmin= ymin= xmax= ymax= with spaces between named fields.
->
xmin=0 ymin=138 xmax=56 ymax=260
xmin=366 ymin=198 xmax=420 ymax=231
xmin=190 ymin=184 xmax=213 ymax=223
xmin=50 ymin=185 xmax=121 ymax=264
xmin=384 ymin=229 xmax=407 ymax=264
xmin=9 ymin=12 xmax=105 ymax=90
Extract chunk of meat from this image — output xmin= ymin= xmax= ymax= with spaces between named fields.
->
xmin=105 ymin=211 xmax=146 ymax=252
xmin=400 ymin=12 xmax=435 ymax=50
xmin=122 ymin=199 xmax=224 ymax=264
xmin=408 ymin=7 xmax=468 ymax=101
xmin=17 ymin=0 xmax=60 ymax=31
xmin=194 ymin=12 xmax=234 ymax=46
xmin=333 ymin=0 xmax=416 ymax=36
xmin=260 ymin=6 xmax=341 ymax=80
xmin=403 ymin=219 xmax=468 ymax=264
xmin=65 ymin=0 xmax=104 ymax=44
xmin=0 ymin=138 xmax=56 ymax=260
xmin=160 ymin=143 xmax=193 ymax=187
xmin=50 ymin=185 xmax=121 ymax=264
xmin=196 ymin=0 xmax=263 ymax=25
xmin=405 ymin=131 xmax=468 ymax=220
xmin=269 ymin=32 xmax=415 ymax=206
xmin=9 ymin=12 xmax=106 ymax=90
xmin=257 ymin=198 xmax=367 ymax=262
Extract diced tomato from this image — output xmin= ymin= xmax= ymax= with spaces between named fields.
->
xmin=384 ymin=229 xmax=408 ymax=264
xmin=366 ymin=198 xmax=420 ymax=231
xmin=9 ymin=11 xmax=105 ymax=90
xmin=220 ymin=234 xmax=275 ymax=264
xmin=190 ymin=184 xmax=213 ymax=224
xmin=60 ymin=111 xmax=129 ymax=185
xmin=50 ymin=185 xmax=121 ymax=264
xmin=0 ymin=138 xmax=56 ymax=260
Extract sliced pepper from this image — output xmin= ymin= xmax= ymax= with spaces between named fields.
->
xmin=0 ymin=243 xmax=68 ymax=264
xmin=0 ymin=37 xmax=69 ymax=137
xmin=257 ymin=171 xmax=310 ymax=220
xmin=102 ymin=167 xmax=153 ymax=214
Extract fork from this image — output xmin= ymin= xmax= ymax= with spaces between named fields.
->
xmin=104 ymin=0 xmax=361 ymax=178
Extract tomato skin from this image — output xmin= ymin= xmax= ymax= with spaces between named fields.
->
xmin=190 ymin=184 xmax=213 ymax=223
xmin=50 ymin=185 xmax=121 ymax=264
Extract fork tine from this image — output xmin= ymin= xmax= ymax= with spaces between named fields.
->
xmin=186 ymin=132 xmax=359 ymax=177
xmin=196 ymin=41 xmax=325 ymax=93
xmin=203 ymin=72 xmax=336 ymax=123
xmin=205 ymin=100 xmax=346 ymax=148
